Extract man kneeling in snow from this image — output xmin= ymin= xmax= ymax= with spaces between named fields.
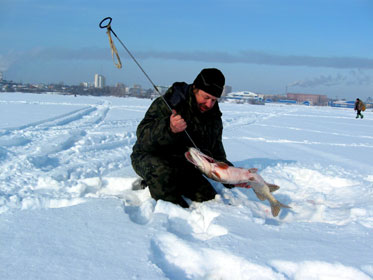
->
xmin=131 ymin=68 xmax=234 ymax=207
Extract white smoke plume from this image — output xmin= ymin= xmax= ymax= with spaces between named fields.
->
xmin=288 ymin=70 xmax=372 ymax=88
xmin=0 ymin=51 xmax=21 ymax=72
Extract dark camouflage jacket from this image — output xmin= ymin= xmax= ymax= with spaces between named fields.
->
xmin=131 ymin=82 xmax=232 ymax=165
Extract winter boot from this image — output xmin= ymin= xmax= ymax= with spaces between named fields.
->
xmin=361 ymin=114 xmax=364 ymax=119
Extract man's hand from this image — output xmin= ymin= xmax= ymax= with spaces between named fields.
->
xmin=170 ymin=109 xmax=187 ymax=133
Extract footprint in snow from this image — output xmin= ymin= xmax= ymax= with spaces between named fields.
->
xmin=154 ymin=200 xmax=228 ymax=241
xmin=150 ymin=232 xmax=282 ymax=280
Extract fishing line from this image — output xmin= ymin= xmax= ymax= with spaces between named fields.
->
xmin=99 ymin=17 xmax=198 ymax=149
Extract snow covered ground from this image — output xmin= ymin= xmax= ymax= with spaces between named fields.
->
xmin=0 ymin=92 xmax=372 ymax=280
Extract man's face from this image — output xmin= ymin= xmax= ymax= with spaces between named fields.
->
xmin=195 ymin=89 xmax=218 ymax=113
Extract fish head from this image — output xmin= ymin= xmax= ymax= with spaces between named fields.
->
xmin=185 ymin=147 xmax=215 ymax=174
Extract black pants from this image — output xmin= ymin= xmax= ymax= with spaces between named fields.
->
xmin=131 ymin=153 xmax=217 ymax=207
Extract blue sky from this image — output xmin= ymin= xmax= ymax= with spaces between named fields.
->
xmin=1 ymin=0 xmax=372 ymax=99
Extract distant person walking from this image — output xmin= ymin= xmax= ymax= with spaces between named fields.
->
xmin=354 ymin=98 xmax=365 ymax=119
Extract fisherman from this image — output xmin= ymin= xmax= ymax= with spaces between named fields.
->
xmin=354 ymin=98 xmax=364 ymax=119
xmin=131 ymin=68 xmax=236 ymax=207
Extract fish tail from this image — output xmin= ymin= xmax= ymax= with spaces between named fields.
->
xmin=270 ymin=200 xmax=291 ymax=217
xmin=267 ymin=183 xmax=280 ymax=193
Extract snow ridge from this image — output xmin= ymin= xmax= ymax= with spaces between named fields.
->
xmin=0 ymin=93 xmax=372 ymax=279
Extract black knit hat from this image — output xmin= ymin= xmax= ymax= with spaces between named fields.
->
xmin=193 ymin=68 xmax=225 ymax=98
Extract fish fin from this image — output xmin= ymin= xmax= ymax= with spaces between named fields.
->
xmin=270 ymin=200 xmax=291 ymax=217
xmin=217 ymin=162 xmax=229 ymax=169
xmin=271 ymin=204 xmax=281 ymax=217
xmin=253 ymin=189 xmax=266 ymax=201
xmin=267 ymin=183 xmax=280 ymax=193
xmin=211 ymin=171 xmax=221 ymax=180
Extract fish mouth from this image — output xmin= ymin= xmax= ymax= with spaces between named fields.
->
xmin=185 ymin=151 xmax=196 ymax=164
xmin=204 ymin=155 xmax=215 ymax=163
xmin=185 ymin=149 xmax=215 ymax=165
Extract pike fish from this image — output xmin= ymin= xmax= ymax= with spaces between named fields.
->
xmin=185 ymin=147 xmax=291 ymax=217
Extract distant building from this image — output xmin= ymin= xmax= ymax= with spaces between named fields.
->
xmin=94 ymin=74 xmax=106 ymax=88
xmin=224 ymin=91 xmax=265 ymax=105
xmin=329 ymin=100 xmax=355 ymax=108
xmin=286 ymin=93 xmax=328 ymax=106
xmin=226 ymin=91 xmax=258 ymax=100
xmin=116 ymin=82 xmax=126 ymax=88
xmin=155 ymin=85 xmax=169 ymax=95
xmin=129 ymin=84 xmax=142 ymax=96
xmin=81 ymin=82 xmax=90 ymax=88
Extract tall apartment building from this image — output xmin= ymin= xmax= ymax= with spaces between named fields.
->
xmin=94 ymin=74 xmax=106 ymax=88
